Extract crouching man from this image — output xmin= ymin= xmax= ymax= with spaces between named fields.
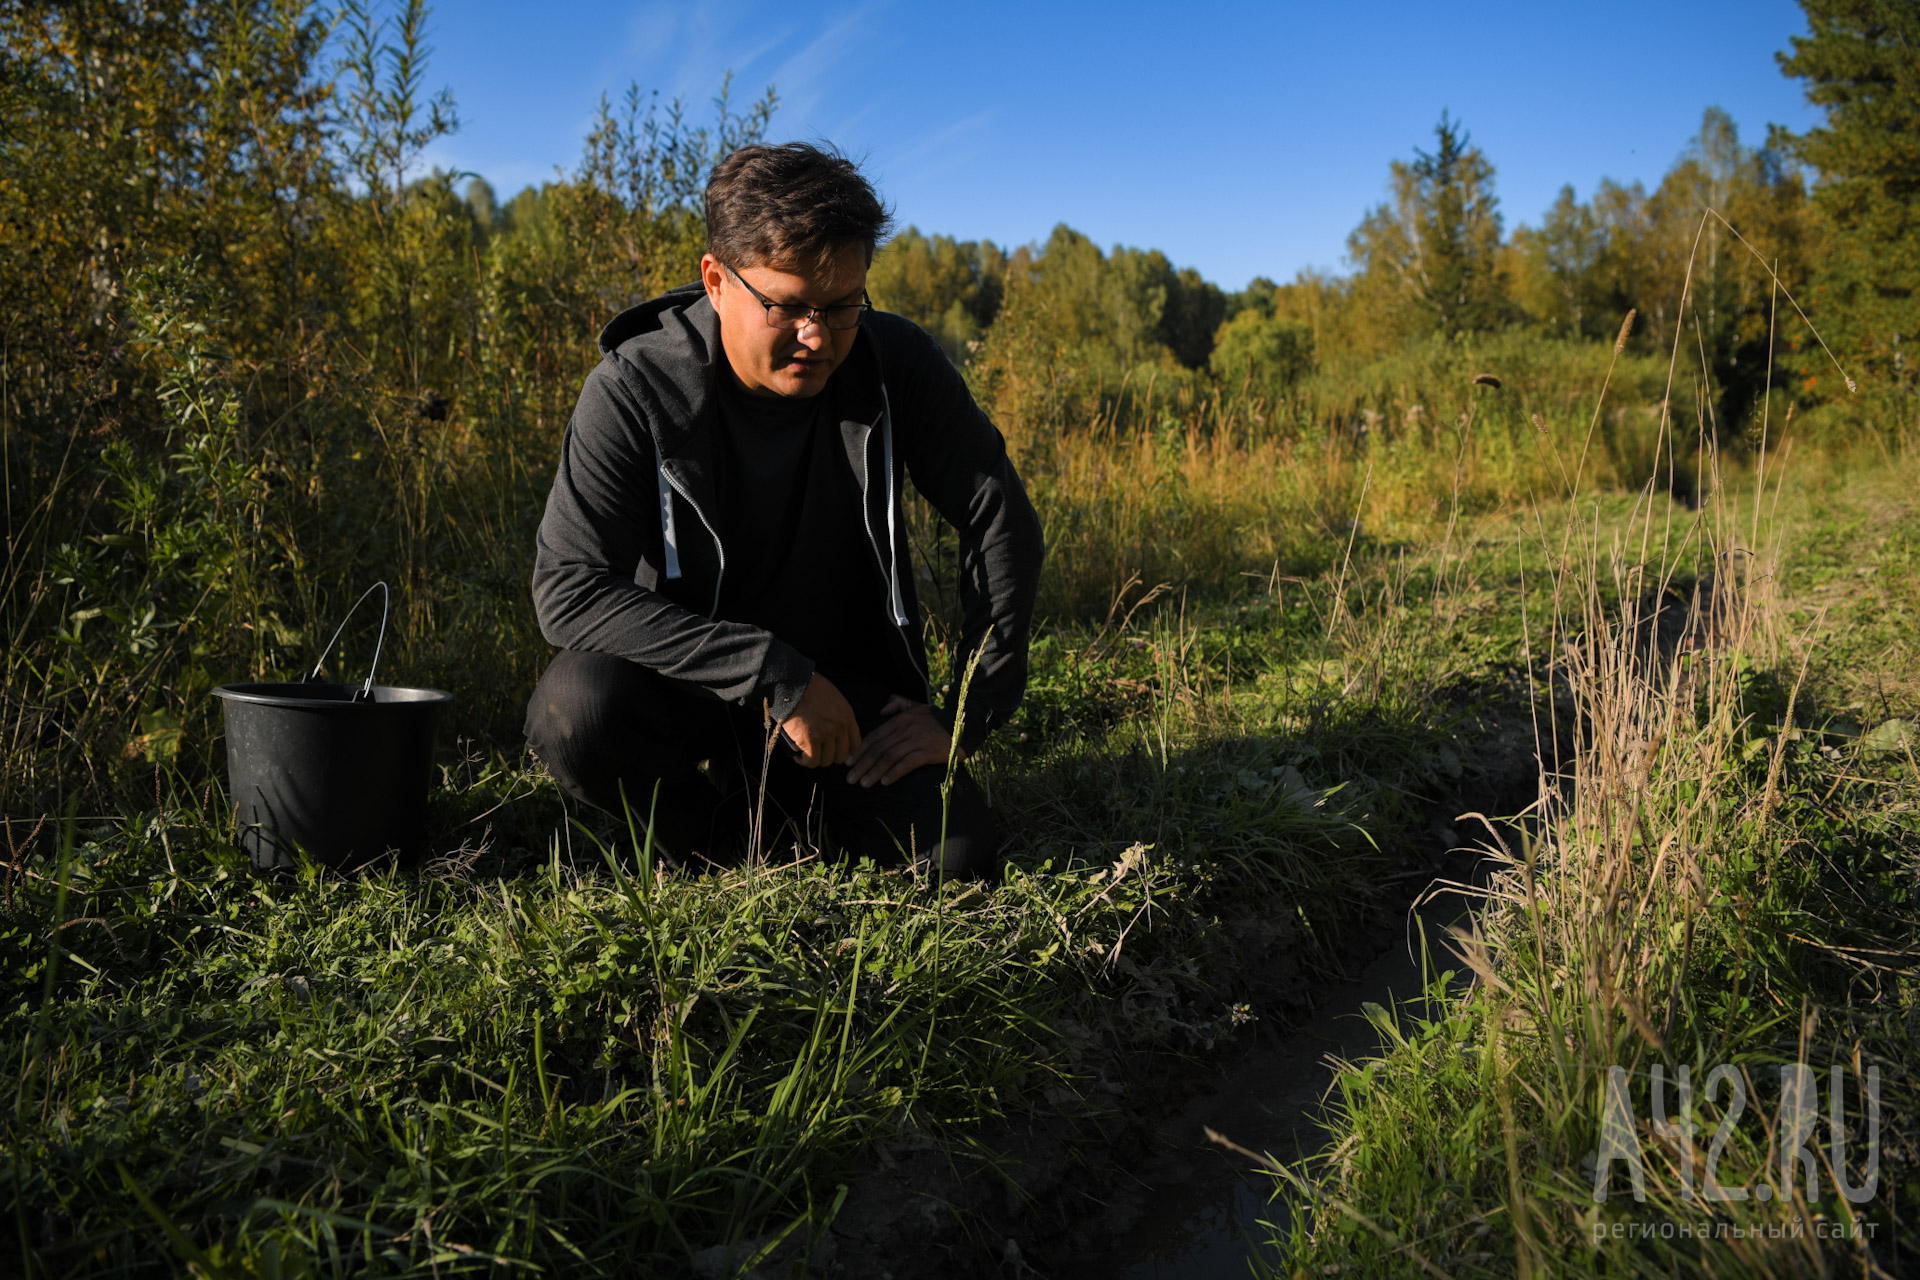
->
xmin=524 ymin=143 xmax=1044 ymax=879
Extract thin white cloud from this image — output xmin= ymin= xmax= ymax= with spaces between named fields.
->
xmin=890 ymin=110 xmax=994 ymax=168
xmin=758 ymin=1 xmax=891 ymax=123
xmin=819 ymin=95 xmax=889 ymax=147
xmin=602 ymin=1 xmax=811 ymax=136
xmin=885 ymin=109 xmax=996 ymax=182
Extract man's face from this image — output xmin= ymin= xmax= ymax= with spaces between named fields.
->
xmin=702 ymin=246 xmax=868 ymax=399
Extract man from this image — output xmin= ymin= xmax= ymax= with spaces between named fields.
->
xmin=524 ymin=143 xmax=1044 ymax=879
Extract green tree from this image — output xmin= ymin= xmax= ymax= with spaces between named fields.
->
xmin=1019 ymin=227 xmax=1165 ymax=365
xmin=867 ymin=227 xmax=1007 ymax=361
xmin=465 ymin=177 xmax=500 ymax=245
xmin=1652 ymin=108 xmax=1814 ymax=426
xmin=1348 ymin=112 xmax=1510 ymax=344
xmin=1226 ymin=271 xmax=1347 ymax=372
xmin=1209 ymin=309 xmax=1314 ymax=405
xmin=564 ymin=75 xmax=777 ymax=319
xmin=0 ymin=0 xmax=337 ymax=432
xmin=1161 ymin=266 xmax=1227 ymax=369
xmin=1508 ymin=185 xmax=1604 ymax=338
xmin=968 ymin=225 xmax=1214 ymax=434
xmin=1502 ymin=108 xmax=1814 ymax=431
xmin=1777 ymin=0 xmax=1920 ymax=396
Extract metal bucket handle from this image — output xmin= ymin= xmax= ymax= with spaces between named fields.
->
xmin=308 ymin=581 xmax=390 ymax=701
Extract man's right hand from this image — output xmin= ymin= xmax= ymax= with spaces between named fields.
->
xmin=780 ymin=672 xmax=861 ymax=768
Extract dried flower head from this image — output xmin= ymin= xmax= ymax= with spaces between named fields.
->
xmin=1614 ymin=309 xmax=1637 ymax=355
xmin=1532 ymin=413 xmax=1548 ymax=436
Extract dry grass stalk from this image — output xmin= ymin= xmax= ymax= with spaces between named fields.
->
xmin=1614 ymin=308 xmax=1636 ymax=356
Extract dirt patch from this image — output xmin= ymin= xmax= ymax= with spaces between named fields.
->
xmin=785 ymin=721 xmax=1542 ymax=1280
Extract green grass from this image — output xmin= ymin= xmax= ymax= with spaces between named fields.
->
xmin=13 ymin=439 xmax=1919 ymax=1278
xmin=7 ymin=27 xmax=1917 ymax=1270
xmin=4 ymin=530 xmax=1519 ymax=1275
xmin=1257 ymin=455 xmax=1920 ymax=1278
xmin=11 ymin=258 xmax=1916 ymax=1280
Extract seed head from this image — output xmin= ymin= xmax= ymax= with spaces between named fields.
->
xmin=1614 ymin=309 xmax=1636 ymax=355
xmin=1532 ymin=413 xmax=1548 ymax=436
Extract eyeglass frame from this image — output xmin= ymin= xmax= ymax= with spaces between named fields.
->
xmin=720 ymin=260 xmax=872 ymax=331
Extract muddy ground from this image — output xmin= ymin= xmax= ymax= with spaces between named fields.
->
xmin=691 ymin=711 xmax=1542 ymax=1280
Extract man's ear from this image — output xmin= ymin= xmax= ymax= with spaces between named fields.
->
xmin=699 ymin=253 xmax=725 ymax=303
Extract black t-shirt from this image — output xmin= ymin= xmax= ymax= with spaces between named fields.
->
xmin=712 ymin=370 xmax=909 ymax=709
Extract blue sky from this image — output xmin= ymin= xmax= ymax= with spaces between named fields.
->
xmin=417 ymin=1 xmax=1819 ymax=292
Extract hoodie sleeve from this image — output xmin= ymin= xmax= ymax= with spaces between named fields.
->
xmin=884 ymin=322 xmax=1045 ymax=754
xmin=531 ymin=363 xmax=817 ymax=721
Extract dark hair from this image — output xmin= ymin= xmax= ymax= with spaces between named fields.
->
xmin=705 ymin=143 xmax=894 ymax=271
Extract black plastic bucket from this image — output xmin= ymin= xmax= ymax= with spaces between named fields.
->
xmin=211 ymin=584 xmax=453 ymax=871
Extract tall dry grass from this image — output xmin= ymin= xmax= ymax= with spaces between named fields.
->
xmin=1261 ymin=217 xmax=1913 ymax=1277
xmin=947 ymin=325 xmax=1680 ymax=626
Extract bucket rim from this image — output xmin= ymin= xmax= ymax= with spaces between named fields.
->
xmin=213 ymin=681 xmax=454 ymax=708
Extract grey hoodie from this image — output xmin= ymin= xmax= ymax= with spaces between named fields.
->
xmin=530 ymin=283 xmax=1044 ymax=753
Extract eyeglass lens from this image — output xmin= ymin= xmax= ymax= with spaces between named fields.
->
xmin=765 ymin=304 xmax=865 ymax=331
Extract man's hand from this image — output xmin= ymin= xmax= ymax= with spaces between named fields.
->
xmin=845 ymin=695 xmax=956 ymax=787
xmin=781 ymin=673 xmax=860 ymax=768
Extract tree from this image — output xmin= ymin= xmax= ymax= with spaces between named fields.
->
xmin=1508 ymin=185 xmax=1604 ymax=338
xmin=0 ymin=0 xmax=337 ymax=431
xmin=1777 ymin=0 xmax=1920 ymax=394
xmin=1409 ymin=113 xmax=1510 ymax=337
xmin=867 ymin=227 xmax=1007 ymax=362
xmin=464 ymin=177 xmax=499 ymax=243
xmin=1161 ymin=266 xmax=1227 ymax=369
xmin=564 ymin=75 xmax=777 ymax=317
xmin=1500 ymin=108 xmax=1815 ymax=432
xmin=1348 ymin=112 xmax=1510 ymax=344
xmin=1650 ymin=108 xmax=1815 ymax=426
xmin=1209 ymin=310 xmax=1314 ymax=405
xmin=967 ymin=225 xmax=1215 ymax=433
xmin=985 ymin=226 xmax=1184 ymax=372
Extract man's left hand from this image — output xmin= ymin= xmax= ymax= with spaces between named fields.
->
xmin=845 ymin=695 xmax=957 ymax=787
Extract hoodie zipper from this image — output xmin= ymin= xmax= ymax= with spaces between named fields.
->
xmin=655 ymin=453 xmax=683 ymax=581
xmin=879 ymin=388 xmax=910 ymax=628
xmin=658 ymin=455 xmax=726 ymax=616
xmin=860 ymin=407 xmax=935 ymax=702
xmin=661 ymin=403 xmax=929 ymax=704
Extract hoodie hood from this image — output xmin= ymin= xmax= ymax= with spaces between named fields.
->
xmin=596 ymin=280 xmax=889 ymax=457
xmin=592 ymin=282 xmax=720 ymax=467
xmin=598 ymin=281 xmax=709 ymax=354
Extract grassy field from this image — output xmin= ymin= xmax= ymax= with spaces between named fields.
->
xmin=1257 ymin=449 xmax=1920 ymax=1278
xmin=7 ymin=9 xmax=1918 ymax=1271
xmin=6 ymin=276 xmax=1918 ymax=1277
xmin=0 ymin=352 xmax=1548 ymax=1276
xmin=3 ymin=535 xmax=1498 ymax=1276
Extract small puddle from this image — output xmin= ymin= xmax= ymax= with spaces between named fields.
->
xmin=1060 ymin=876 xmax=1477 ymax=1279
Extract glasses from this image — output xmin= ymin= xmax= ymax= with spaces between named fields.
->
xmin=723 ymin=261 xmax=870 ymax=331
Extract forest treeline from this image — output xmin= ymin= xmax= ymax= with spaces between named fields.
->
xmin=875 ymin=90 xmax=1898 ymax=443
xmin=0 ymin=0 xmax=1914 ymax=811
xmin=3 ymin=0 xmax=1914 ymax=463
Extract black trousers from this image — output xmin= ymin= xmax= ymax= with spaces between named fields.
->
xmin=524 ymin=649 xmax=997 ymax=878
